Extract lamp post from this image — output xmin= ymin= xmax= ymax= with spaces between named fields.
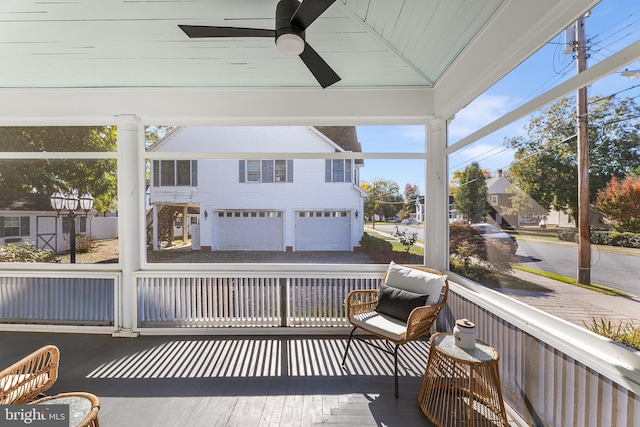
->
xmin=50 ymin=190 xmax=94 ymax=263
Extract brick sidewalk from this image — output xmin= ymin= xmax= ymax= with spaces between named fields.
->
xmin=496 ymin=269 xmax=640 ymax=327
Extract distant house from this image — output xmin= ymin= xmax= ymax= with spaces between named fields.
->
xmin=148 ymin=126 xmax=366 ymax=252
xmin=415 ymin=195 xmax=462 ymax=224
xmin=0 ymin=191 xmax=96 ymax=252
xmin=485 ymin=173 xmax=519 ymax=228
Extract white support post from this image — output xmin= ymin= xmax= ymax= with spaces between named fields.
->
xmin=114 ymin=114 xmax=141 ymax=337
xmin=424 ymin=118 xmax=449 ymax=271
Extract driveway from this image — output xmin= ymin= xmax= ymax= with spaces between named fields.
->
xmin=148 ymin=247 xmax=373 ymax=264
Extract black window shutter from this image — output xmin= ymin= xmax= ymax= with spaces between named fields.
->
xmin=20 ymin=217 xmax=30 ymax=236
xmin=287 ymin=159 xmax=293 ymax=183
xmin=191 ymin=160 xmax=198 ymax=186
xmin=262 ymin=160 xmax=274 ymax=183
xmin=239 ymin=160 xmax=245 ymax=183
xmin=153 ymin=160 xmax=160 ymax=187
xmin=0 ymin=217 xmax=4 ymax=237
xmin=325 ymin=159 xmax=331 ymax=182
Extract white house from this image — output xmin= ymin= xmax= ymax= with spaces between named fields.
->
xmin=148 ymin=126 xmax=366 ymax=252
xmin=0 ymin=191 xmax=96 ymax=253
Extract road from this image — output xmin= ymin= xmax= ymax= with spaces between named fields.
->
xmin=515 ymin=240 xmax=640 ymax=298
xmin=367 ymin=222 xmax=640 ymax=298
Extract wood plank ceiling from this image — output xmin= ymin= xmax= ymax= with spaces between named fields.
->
xmin=0 ymin=0 xmax=504 ymax=89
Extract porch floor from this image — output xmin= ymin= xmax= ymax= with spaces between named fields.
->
xmin=1 ymin=332 xmax=521 ymax=426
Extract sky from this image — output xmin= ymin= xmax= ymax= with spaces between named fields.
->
xmin=356 ymin=0 xmax=640 ymax=195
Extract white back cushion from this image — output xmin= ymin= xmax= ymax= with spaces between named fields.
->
xmin=384 ymin=261 xmax=446 ymax=305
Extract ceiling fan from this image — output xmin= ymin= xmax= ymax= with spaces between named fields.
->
xmin=179 ymin=0 xmax=340 ymax=89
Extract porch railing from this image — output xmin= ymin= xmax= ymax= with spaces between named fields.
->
xmin=445 ymin=272 xmax=640 ymax=427
xmin=0 ymin=273 xmax=116 ymax=326
xmin=136 ymin=272 xmax=381 ymax=328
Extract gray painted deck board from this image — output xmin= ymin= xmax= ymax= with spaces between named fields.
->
xmin=1 ymin=332 xmax=437 ymax=426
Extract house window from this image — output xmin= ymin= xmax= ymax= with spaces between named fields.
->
xmin=1 ymin=216 xmax=30 ymax=237
xmin=325 ymin=159 xmax=352 ymax=183
xmin=153 ymin=160 xmax=198 ymax=187
xmin=490 ymin=195 xmax=499 ymax=206
xmin=62 ymin=216 xmax=87 ymax=234
xmin=239 ymin=160 xmax=293 ymax=183
xmin=247 ymin=160 xmax=261 ymax=182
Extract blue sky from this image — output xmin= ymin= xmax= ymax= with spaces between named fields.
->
xmin=357 ymin=0 xmax=640 ymax=195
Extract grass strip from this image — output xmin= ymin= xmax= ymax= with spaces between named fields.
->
xmin=512 ymin=264 xmax=629 ymax=297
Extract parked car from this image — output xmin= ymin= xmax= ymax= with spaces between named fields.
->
xmin=471 ymin=223 xmax=518 ymax=255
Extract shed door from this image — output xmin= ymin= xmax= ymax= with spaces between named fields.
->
xmin=295 ymin=211 xmax=351 ymax=251
xmin=214 ymin=210 xmax=283 ymax=250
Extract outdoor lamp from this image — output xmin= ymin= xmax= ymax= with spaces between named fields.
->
xmin=50 ymin=191 xmax=66 ymax=212
xmin=79 ymin=192 xmax=94 ymax=212
xmin=65 ymin=193 xmax=79 ymax=211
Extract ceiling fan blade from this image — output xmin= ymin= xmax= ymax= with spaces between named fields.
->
xmin=291 ymin=0 xmax=336 ymax=30
xmin=179 ymin=25 xmax=275 ymax=38
xmin=299 ymin=42 xmax=340 ymax=89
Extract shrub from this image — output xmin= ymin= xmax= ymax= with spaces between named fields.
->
xmin=583 ymin=318 xmax=640 ymax=350
xmin=0 ymin=242 xmax=60 ymax=263
xmin=359 ymin=233 xmax=421 ymax=264
xmin=449 ymin=221 xmax=514 ymax=274
xmin=558 ymin=228 xmax=578 ymax=242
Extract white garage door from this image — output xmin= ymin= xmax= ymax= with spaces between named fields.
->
xmin=214 ymin=210 xmax=283 ymax=250
xmin=295 ymin=211 xmax=351 ymax=251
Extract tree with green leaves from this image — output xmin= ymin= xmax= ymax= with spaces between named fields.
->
xmin=0 ymin=126 xmax=118 ymax=212
xmin=360 ymin=179 xmax=403 ymax=226
xmin=505 ymin=96 xmax=640 ymax=222
xmin=450 ymin=162 xmax=487 ymax=223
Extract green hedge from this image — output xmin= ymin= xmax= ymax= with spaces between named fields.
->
xmin=558 ymin=228 xmax=640 ymax=249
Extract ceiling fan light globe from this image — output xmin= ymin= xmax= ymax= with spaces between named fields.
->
xmin=276 ymin=33 xmax=304 ymax=56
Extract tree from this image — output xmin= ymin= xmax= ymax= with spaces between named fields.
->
xmin=596 ymin=176 xmax=640 ymax=233
xmin=505 ymin=96 xmax=640 ymax=222
xmin=360 ymin=179 xmax=403 ymax=226
xmin=451 ymin=162 xmax=487 ymax=222
xmin=0 ymin=126 xmax=118 ymax=212
xmin=400 ymin=183 xmax=419 ymax=219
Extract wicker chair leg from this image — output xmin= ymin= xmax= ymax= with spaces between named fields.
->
xmin=341 ymin=327 xmax=357 ymax=366
xmin=393 ymin=344 xmax=399 ymax=398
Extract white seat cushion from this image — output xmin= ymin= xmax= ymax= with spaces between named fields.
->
xmin=350 ymin=311 xmax=407 ymax=342
xmin=384 ymin=261 xmax=446 ymax=305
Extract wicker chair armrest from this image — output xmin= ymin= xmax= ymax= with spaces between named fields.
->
xmin=0 ymin=345 xmax=59 ymax=404
xmin=345 ymin=289 xmax=379 ymax=319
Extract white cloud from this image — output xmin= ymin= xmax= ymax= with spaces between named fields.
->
xmin=448 ymin=94 xmax=519 ymax=139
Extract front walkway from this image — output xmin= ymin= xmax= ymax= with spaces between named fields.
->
xmin=499 ymin=269 xmax=640 ymax=326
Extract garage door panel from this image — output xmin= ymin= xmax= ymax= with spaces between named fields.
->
xmin=296 ymin=211 xmax=351 ymax=251
xmin=215 ymin=211 xmax=283 ymax=250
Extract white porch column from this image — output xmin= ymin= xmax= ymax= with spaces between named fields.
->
xmin=424 ymin=118 xmax=449 ymax=271
xmin=114 ymin=114 xmax=142 ymax=337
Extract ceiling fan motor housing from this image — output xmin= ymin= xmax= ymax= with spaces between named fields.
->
xmin=275 ymin=0 xmax=305 ymax=52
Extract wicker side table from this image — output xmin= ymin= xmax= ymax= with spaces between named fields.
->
xmin=418 ymin=333 xmax=508 ymax=427
xmin=31 ymin=391 xmax=100 ymax=427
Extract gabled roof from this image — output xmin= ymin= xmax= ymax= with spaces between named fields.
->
xmin=486 ymin=176 xmax=513 ymax=195
xmin=0 ymin=192 xmax=52 ymax=212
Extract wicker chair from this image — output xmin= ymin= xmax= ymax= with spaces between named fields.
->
xmin=1 ymin=345 xmax=101 ymax=427
xmin=341 ymin=264 xmax=449 ymax=397
xmin=0 ymin=345 xmax=59 ymax=404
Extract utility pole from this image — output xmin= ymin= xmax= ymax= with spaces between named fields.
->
xmin=575 ymin=15 xmax=590 ymax=286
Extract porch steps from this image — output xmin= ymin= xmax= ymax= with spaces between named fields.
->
xmin=312 ymin=391 xmax=429 ymax=426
